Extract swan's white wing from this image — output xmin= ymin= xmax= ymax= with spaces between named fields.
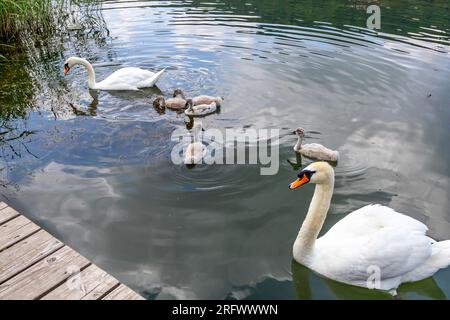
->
xmin=325 ymin=204 xmax=428 ymax=236
xmin=96 ymin=67 xmax=164 ymax=90
xmin=402 ymin=240 xmax=450 ymax=283
xmin=315 ymin=205 xmax=432 ymax=285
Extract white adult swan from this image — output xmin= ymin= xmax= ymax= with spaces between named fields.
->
xmin=293 ymin=127 xmax=339 ymax=162
xmin=64 ymin=57 xmax=165 ymax=91
xmin=184 ymin=123 xmax=206 ymax=165
xmin=289 ymin=162 xmax=450 ymax=295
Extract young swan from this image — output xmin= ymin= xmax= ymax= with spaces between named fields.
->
xmin=193 ymin=95 xmax=222 ymax=106
xmin=152 ymin=95 xmax=187 ymax=110
xmin=289 ymin=161 xmax=450 ymax=295
xmin=173 ymin=88 xmax=186 ymax=99
xmin=174 ymin=89 xmax=222 ymax=106
xmin=184 ymin=99 xmax=217 ymax=117
xmin=293 ymin=127 xmax=338 ymax=162
xmin=184 ymin=123 xmax=206 ymax=165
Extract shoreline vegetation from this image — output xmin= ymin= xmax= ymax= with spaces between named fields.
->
xmin=0 ymin=0 xmax=54 ymax=41
xmin=0 ymin=1 xmax=101 ymax=44
xmin=0 ymin=0 xmax=106 ymax=118
xmin=0 ymin=1 xmax=105 ymax=183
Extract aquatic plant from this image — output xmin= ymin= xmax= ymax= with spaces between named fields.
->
xmin=0 ymin=0 xmax=56 ymax=40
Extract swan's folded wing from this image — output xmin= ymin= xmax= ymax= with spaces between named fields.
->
xmin=97 ymin=67 xmax=156 ymax=89
xmin=317 ymin=227 xmax=433 ymax=285
xmin=318 ymin=205 xmax=432 ymax=282
xmin=325 ymin=204 xmax=428 ymax=237
xmin=359 ymin=227 xmax=432 ymax=279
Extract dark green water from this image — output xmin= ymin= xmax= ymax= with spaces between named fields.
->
xmin=0 ymin=0 xmax=449 ymax=299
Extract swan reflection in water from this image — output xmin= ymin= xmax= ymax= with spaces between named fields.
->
xmin=291 ymin=260 xmax=447 ymax=300
xmin=69 ymin=90 xmax=99 ymax=116
xmin=69 ymin=86 xmax=164 ymax=117
xmin=287 ymin=153 xmax=303 ymax=171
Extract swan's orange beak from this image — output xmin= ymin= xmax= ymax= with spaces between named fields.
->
xmin=289 ymin=174 xmax=309 ymax=190
xmin=64 ymin=64 xmax=70 ymax=75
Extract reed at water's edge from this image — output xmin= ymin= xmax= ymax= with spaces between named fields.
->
xmin=0 ymin=0 xmax=56 ymax=41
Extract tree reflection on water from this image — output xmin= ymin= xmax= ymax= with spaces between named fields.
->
xmin=0 ymin=1 xmax=109 ymax=187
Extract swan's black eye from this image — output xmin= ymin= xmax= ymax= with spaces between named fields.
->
xmin=298 ymin=169 xmax=315 ymax=179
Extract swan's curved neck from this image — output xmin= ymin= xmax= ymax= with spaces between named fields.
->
xmin=294 ymin=177 xmax=334 ymax=262
xmin=294 ymin=135 xmax=303 ymax=150
xmin=72 ymin=57 xmax=96 ymax=89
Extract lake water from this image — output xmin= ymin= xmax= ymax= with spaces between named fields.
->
xmin=0 ymin=0 xmax=449 ymax=299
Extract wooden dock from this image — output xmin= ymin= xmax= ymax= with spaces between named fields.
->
xmin=0 ymin=202 xmax=144 ymax=300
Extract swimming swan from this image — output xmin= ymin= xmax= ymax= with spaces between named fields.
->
xmin=153 ymin=96 xmax=187 ymax=110
xmin=184 ymin=123 xmax=206 ymax=165
xmin=173 ymin=88 xmax=186 ymax=99
xmin=173 ymin=89 xmax=222 ymax=106
xmin=184 ymin=99 xmax=217 ymax=117
xmin=293 ymin=127 xmax=338 ymax=162
xmin=64 ymin=57 xmax=165 ymax=91
xmin=289 ymin=161 xmax=450 ymax=295
xmin=193 ymin=95 xmax=222 ymax=106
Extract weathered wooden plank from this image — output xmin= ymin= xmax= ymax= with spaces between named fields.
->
xmin=0 ymin=246 xmax=90 ymax=300
xmin=41 ymin=264 xmax=120 ymax=300
xmin=102 ymin=284 xmax=144 ymax=300
xmin=0 ymin=206 xmax=20 ymax=225
xmin=0 ymin=216 xmax=40 ymax=252
xmin=0 ymin=204 xmax=143 ymax=300
xmin=0 ymin=230 xmax=64 ymax=284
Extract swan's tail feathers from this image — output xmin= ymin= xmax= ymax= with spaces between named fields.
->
xmin=431 ymin=240 xmax=450 ymax=269
xmin=331 ymin=150 xmax=339 ymax=162
xmin=402 ymin=240 xmax=450 ymax=283
xmin=149 ymin=68 xmax=166 ymax=87
xmin=324 ymin=150 xmax=339 ymax=162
